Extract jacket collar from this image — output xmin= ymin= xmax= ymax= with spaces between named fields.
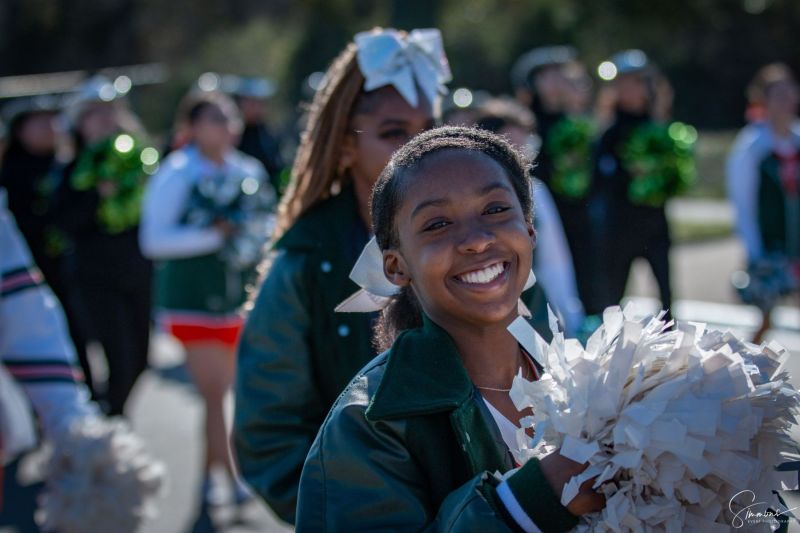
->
xmin=365 ymin=315 xmax=474 ymax=421
xmin=276 ymin=182 xmax=359 ymax=252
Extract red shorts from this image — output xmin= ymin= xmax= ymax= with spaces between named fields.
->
xmin=158 ymin=311 xmax=244 ymax=349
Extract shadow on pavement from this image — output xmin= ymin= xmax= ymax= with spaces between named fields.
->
xmin=0 ymin=456 xmax=42 ymax=533
xmin=187 ymin=501 xmax=267 ymax=533
xmin=153 ymin=362 xmax=194 ymax=387
xmin=188 ymin=502 xmax=216 ymax=533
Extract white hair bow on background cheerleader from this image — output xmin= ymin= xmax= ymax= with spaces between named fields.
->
xmin=355 ymin=27 xmax=452 ymax=108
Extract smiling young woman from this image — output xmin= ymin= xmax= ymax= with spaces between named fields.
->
xmin=383 ymin=150 xmax=535 ymax=333
xmin=296 ymin=127 xmax=604 ymax=531
xmin=381 ymin=150 xmax=537 ymax=428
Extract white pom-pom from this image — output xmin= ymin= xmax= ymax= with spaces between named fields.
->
xmin=36 ymin=416 xmax=167 ymax=533
xmin=509 ymin=307 xmax=800 ymax=531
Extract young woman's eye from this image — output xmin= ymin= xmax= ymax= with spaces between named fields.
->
xmin=423 ymin=220 xmax=450 ymax=232
xmin=378 ymin=129 xmax=410 ymax=141
xmin=485 ymin=205 xmax=511 ymax=215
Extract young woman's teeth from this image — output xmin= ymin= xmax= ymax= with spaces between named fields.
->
xmin=459 ymin=263 xmax=505 ymax=284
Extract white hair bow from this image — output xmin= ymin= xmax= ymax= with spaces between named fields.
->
xmin=336 ymin=236 xmax=537 ymax=314
xmin=355 ymin=28 xmax=452 ymax=108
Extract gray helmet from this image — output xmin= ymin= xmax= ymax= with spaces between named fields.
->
xmin=511 ymin=45 xmax=577 ymax=90
xmin=222 ymin=75 xmax=276 ymax=99
xmin=63 ymin=75 xmax=122 ymax=127
xmin=1 ymin=93 xmax=65 ymax=128
xmin=604 ymin=49 xmax=653 ymax=79
xmin=196 ymin=73 xmax=276 ymax=99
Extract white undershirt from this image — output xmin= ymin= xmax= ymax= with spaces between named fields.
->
xmin=484 ymin=400 xmax=544 ymax=533
xmin=482 ymin=396 xmax=521 ymax=456
xmin=480 ymin=354 xmax=544 ymax=533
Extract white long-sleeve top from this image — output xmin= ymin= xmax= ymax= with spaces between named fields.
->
xmin=139 ymin=144 xmax=269 ymax=260
xmin=726 ymin=121 xmax=800 ymax=262
xmin=531 ymin=180 xmax=585 ymax=335
xmin=1 ymin=189 xmax=97 ymax=455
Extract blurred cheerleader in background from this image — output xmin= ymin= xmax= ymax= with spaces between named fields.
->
xmin=140 ymin=89 xmax=275 ymax=508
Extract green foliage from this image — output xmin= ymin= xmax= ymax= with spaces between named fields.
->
xmin=194 ymin=18 xmax=299 ymax=93
xmin=546 ymin=116 xmax=595 ymax=200
xmin=622 ymin=122 xmax=697 ymax=207
xmin=71 ymin=134 xmax=157 ymax=234
xmin=3 ymin=0 xmax=800 ymax=131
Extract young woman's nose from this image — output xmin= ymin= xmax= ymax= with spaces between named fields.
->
xmin=456 ymin=221 xmax=496 ymax=254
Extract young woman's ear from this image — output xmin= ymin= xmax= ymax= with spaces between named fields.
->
xmin=527 ymin=222 xmax=537 ymax=249
xmin=383 ymin=250 xmax=411 ymax=287
xmin=338 ymin=133 xmax=356 ymax=176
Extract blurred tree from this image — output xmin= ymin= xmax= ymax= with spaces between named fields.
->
xmin=0 ymin=0 xmax=141 ymax=75
xmin=0 ymin=0 xmax=798 ymax=130
xmin=390 ymin=0 xmax=440 ymax=29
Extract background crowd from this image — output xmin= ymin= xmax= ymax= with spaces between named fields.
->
xmin=0 ymin=1 xmax=798 ymax=532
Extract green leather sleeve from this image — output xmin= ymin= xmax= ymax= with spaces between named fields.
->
xmin=504 ymin=459 xmax=579 ymax=532
xmin=296 ymin=388 xmax=517 ymax=532
xmin=233 ymin=250 xmax=326 ymax=525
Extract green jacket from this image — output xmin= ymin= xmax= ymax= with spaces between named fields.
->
xmin=234 ymin=185 xmax=376 ymax=523
xmin=296 ymin=315 xmax=578 ymax=532
xmin=234 ymin=184 xmax=554 ymax=525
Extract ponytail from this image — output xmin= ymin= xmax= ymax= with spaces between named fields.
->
xmin=373 ymin=285 xmax=422 ymax=352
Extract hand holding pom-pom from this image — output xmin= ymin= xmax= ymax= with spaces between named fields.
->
xmin=509 ymin=305 xmax=800 ymax=531
xmin=37 ymin=416 xmax=166 ymax=533
xmin=540 ymin=451 xmax=606 ymax=516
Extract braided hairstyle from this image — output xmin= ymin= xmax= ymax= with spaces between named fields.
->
xmin=371 ymin=125 xmax=535 ymax=351
xmin=274 ymin=32 xmax=395 ymax=240
xmin=246 ymin=29 xmax=397 ymax=310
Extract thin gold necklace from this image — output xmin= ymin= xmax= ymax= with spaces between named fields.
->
xmin=475 ymin=350 xmax=532 ymax=393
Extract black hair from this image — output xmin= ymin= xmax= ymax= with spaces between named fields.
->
xmin=748 ymin=62 xmax=797 ymax=104
xmin=370 ymin=125 xmax=535 ymax=351
xmin=176 ymin=90 xmax=241 ymax=128
xmin=474 ymin=97 xmax=536 ymax=135
xmin=187 ymin=100 xmax=217 ymax=124
xmin=7 ymin=110 xmax=56 ymax=153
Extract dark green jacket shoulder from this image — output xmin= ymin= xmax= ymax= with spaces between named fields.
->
xmin=274 ymin=184 xmax=377 ymax=402
xmin=276 ymin=183 xmax=358 ymax=250
xmin=234 ymin=184 xmax=376 ymax=524
xmin=296 ymin=317 xmax=577 ymax=532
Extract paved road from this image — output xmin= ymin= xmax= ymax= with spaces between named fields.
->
xmin=128 ymin=339 xmax=292 ymax=533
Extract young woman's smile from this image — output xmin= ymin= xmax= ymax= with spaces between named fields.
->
xmin=385 ymin=149 xmax=535 ymax=329
xmin=453 ymin=260 xmax=510 ymax=289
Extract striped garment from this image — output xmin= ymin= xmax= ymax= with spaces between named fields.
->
xmin=1 ymin=188 xmax=96 ymax=448
xmin=1 ymin=266 xmax=44 ymax=298
xmin=3 ymin=358 xmax=84 ymax=385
